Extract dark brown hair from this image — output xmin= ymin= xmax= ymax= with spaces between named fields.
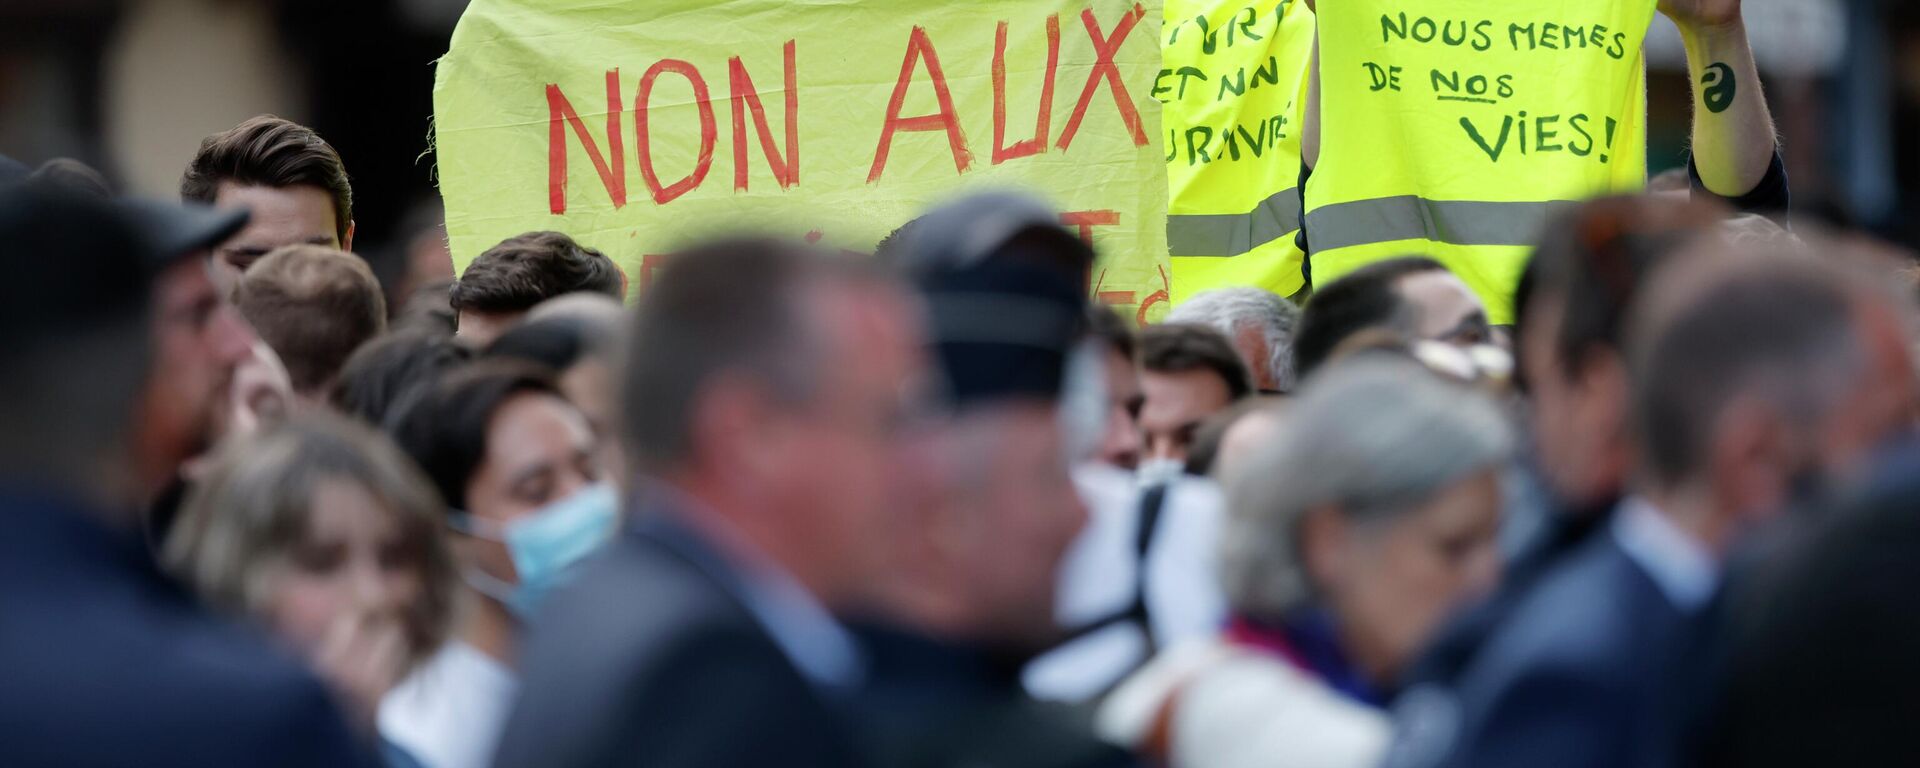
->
xmin=235 ymin=245 xmax=386 ymax=395
xmin=1087 ymin=304 xmax=1135 ymax=361
xmin=1519 ymin=195 xmax=1729 ymax=384
xmin=390 ymin=359 xmax=568 ymax=511
xmin=449 ymin=231 xmax=623 ymax=316
xmin=180 ymin=115 xmax=352 ymax=243
xmin=1140 ymin=323 xmax=1254 ymax=400
xmin=1293 ymin=257 xmax=1446 ymax=380
xmin=331 ymin=329 xmax=473 ymax=431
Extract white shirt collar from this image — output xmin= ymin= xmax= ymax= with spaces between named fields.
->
xmin=645 ymin=483 xmax=864 ymax=691
xmin=1611 ymin=496 xmax=1720 ymax=612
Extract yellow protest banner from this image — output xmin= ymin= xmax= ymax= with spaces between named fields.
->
xmin=1306 ymin=1 xmax=1656 ymax=323
xmin=1161 ymin=0 xmax=1315 ymax=305
xmin=434 ymin=0 xmax=1172 ymax=321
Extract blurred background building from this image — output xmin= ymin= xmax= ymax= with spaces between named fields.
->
xmin=1 ymin=0 xmax=1912 ymax=269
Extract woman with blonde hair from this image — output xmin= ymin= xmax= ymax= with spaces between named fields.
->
xmin=166 ymin=412 xmax=459 ymax=767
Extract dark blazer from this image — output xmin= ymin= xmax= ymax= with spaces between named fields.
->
xmin=490 ymin=510 xmax=867 ymax=768
xmin=1698 ymin=446 xmax=1920 ymax=767
xmin=1383 ymin=524 xmax=1714 ymax=768
xmin=0 ymin=489 xmax=377 ymax=768
xmin=850 ymin=624 xmax=1140 ymax=768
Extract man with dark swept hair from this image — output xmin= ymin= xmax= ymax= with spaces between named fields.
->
xmin=494 ymin=237 xmax=925 ymax=768
xmin=182 ymin=115 xmax=355 ymax=289
xmin=449 ymin=230 xmax=623 ymax=346
xmin=1136 ymin=323 xmax=1252 ymax=468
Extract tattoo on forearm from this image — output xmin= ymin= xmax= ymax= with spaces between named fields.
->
xmin=1702 ymin=62 xmax=1735 ymax=114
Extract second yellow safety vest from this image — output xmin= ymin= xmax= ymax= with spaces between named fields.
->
xmin=1163 ymin=0 xmax=1317 ymax=304
xmin=1306 ymin=0 xmax=1657 ymax=323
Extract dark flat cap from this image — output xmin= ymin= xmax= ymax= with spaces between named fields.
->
xmin=902 ymin=192 xmax=1094 ymax=409
xmin=0 ymin=186 xmax=245 ymax=346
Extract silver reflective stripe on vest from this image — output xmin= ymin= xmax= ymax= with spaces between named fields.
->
xmin=1167 ymin=188 xmax=1302 ymax=258
xmin=1305 ymin=197 xmax=1573 ymax=252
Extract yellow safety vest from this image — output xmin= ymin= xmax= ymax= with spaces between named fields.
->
xmin=1162 ymin=0 xmax=1316 ymax=304
xmin=1306 ymin=1 xmax=1656 ymax=323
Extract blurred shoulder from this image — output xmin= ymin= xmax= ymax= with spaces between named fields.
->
xmin=1 ymin=584 xmax=368 ymax=766
xmin=520 ymin=526 xmax=776 ymax=680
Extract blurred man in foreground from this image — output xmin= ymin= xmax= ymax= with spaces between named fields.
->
xmin=492 ymin=238 xmax=924 ymax=767
xmin=123 ymin=195 xmax=261 ymax=540
xmin=0 ymin=187 xmax=375 ymax=767
xmin=852 ymin=193 xmax=1138 ymax=767
xmin=1387 ymin=197 xmax=1730 ymax=713
xmin=1389 ymin=240 xmax=1917 ymax=768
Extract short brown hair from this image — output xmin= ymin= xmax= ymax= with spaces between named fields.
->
xmin=1140 ymin=323 xmax=1254 ymax=400
xmin=235 ymin=245 xmax=386 ymax=395
xmin=180 ymin=115 xmax=353 ymax=243
xmin=450 ymin=231 xmax=623 ymax=316
xmin=165 ymin=412 xmax=459 ymax=672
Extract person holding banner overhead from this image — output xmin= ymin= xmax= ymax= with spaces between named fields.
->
xmin=1301 ymin=0 xmax=1782 ymax=324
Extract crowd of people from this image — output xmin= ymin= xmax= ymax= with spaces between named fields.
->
xmin=5 ymin=101 xmax=1920 ymax=768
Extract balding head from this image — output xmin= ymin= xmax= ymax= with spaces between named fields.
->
xmin=1628 ymin=237 xmax=1915 ymax=532
xmin=622 ymin=238 xmax=926 ymax=607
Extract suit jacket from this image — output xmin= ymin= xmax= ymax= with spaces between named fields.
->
xmin=0 ymin=489 xmax=377 ymax=768
xmin=490 ymin=510 xmax=867 ymax=768
xmin=1382 ymin=511 xmax=1717 ymax=768
xmin=852 ymin=624 xmax=1141 ymax=768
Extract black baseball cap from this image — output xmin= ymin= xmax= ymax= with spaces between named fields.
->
xmin=0 ymin=185 xmax=247 ymax=346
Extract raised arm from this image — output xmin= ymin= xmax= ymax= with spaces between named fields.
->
xmin=1662 ymin=0 xmax=1776 ymax=196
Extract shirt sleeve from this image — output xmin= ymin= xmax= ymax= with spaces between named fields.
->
xmin=1688 ymin=150 xmax=1790 ymax=216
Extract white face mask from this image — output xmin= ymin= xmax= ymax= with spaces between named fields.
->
xmin=1136 ymin=457 xmax=1186 ymax=487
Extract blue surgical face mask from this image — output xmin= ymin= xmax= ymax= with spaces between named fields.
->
xmin=451 ymin=483 xmax=620 ymax=620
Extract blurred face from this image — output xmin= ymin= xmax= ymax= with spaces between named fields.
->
xmin=210 ymin=183 xmax=347 ymax=290
xmin=1307 ymin=469 xmax=1503 ymax=684
xmin=1816 ymin=302 xmax=1920 ymax=481
xmin=223 ymin=341 xmax=293 ymax=441
xmin=767 ymin=281 xmax=925 ymax=606
xmin=1213 ymin=407 xmax=1284 ymax=480
xmin=1139 ymin=367 xmax=1233 ymax=463
xmin=461 ymin=392 xmax=600 ymax=584
xmin=560 ymin=357 xmax=626 ymax=481
xmin=1094 ymin=344 xmax=1144 ymax=470
xmin=1398 ymin=270 xmax=1492 ymax=348
xmin=945 ymin=406 xmax=1088 ymax=653
xmin=134 ymin=257 xmax=257 ymax=491
xmin=1519 ymin=296 xmax=1630 ymax=507
xmin=265 ymin=477 xmax=423 ymax=659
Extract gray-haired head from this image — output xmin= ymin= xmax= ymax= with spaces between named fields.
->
xmin=1167 ymin=287 xmax=1301 ymax=392
xmin=1219 ymin=356 xmax=1513 ymax=621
